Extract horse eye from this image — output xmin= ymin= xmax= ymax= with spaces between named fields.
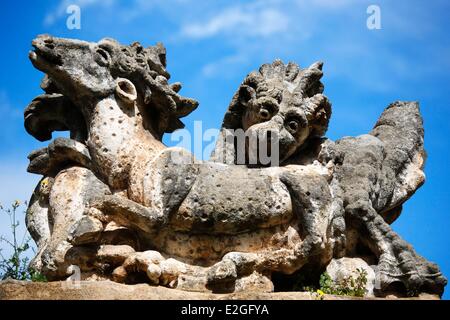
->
xmin=287 ymin=120 xmax=299 ymax=132
xmin=95 ymin=48 xmax=110 ymax=66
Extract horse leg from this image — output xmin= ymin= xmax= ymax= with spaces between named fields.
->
xmin=85 ymin=194 xmax=168 ymax=235
xmin=346 ymin=200 xmax=446 ymax=296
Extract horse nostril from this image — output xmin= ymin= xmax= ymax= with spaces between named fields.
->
xmin=42 ymin=38 xmax=55 ymax=49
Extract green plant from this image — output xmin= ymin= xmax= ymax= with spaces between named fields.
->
xmin=318 ymin=271 xmax=335 ymax=294
xmin=318 ymin=269 xmax=368 ymax=297
xmin=301 ymin=268 xmax=368 ymax=298
xmin=0 ymin=201 xmax=46 ymax=282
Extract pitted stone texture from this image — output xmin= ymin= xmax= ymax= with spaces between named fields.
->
xmin=23 ymin=35 xmax=446 ymax=297
xmin=31 ymin=166 xmax=110 ymax=279
xmin=211 ymin=60 xmax=330 ymax=165
xmin=69 ymin=216 xmax=104 ymax=245
xmin=318 ymin=102 xmax=446 ymax=296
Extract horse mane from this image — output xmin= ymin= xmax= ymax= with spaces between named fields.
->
xmin=99 ymin=38 xmax=199 ymax=136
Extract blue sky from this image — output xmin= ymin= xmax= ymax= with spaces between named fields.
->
xmin=0 ymin=0 xmax=449 ymax=298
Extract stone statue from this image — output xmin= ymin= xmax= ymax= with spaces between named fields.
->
xmin=23 ymin=35 xmax=446 ymax=297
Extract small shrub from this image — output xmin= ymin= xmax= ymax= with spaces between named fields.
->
xmin=319 ymin=269 xmax=368 ymax=297
xmin=0 ymin=201 xmax=46 ymax=282
xmin=302 ymin=268 xmax=368 ymax=298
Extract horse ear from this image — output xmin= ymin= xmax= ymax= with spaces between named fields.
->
xmin=115 ymin=78 xmax=137 ymax=103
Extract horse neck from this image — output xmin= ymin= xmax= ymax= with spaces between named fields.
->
xmin=87 ymin=96 xmax=165 ymax=191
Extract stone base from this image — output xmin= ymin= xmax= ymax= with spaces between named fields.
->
xmin=0 ymin=280 xmax=440 ymax=300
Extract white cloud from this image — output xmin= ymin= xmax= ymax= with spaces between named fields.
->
xmin=305 ymin=0 xmax=358 ymax=9
xmin=116 ymin=0 xmax=157 ymax=22
xmin=180 ymin=6 xmax=289 ymax=39
xmin=44 ymin=0 xmax=116 ymax=26
xmin=40 ymin=0 xmax=450 ymax=95
xmin=201 ymin=53 xmax=249 ymax=78
xmin=118 ymin=0 xmax=189 ymax=22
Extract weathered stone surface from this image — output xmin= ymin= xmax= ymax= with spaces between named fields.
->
xmin=0 ymin=280 xmax=439 ymax=300
xmin=97 ymin=245 xmax=135 ymax=265
xmin=69 ymin=216 xmax=104 ymax=245
xmin=31 ymin=166 xmax=110 ymax=279
xmin=27 ymin=137 xmax=92 ymax=176
xmin=211 ymin=60 xmax=330 ymax=165
xmin=318 ymin=102 xmax=445 ymax=295
xmin=326 ymin=257 xmax=376 ymax=297
xmin=24 ymin=93 xmax=86 ymax=143
xmin=22 ymin=35 xmax=446 ymax=298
